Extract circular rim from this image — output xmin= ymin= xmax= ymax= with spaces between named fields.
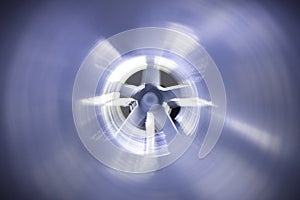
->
xmin=72 ymin=27 xmax=226 ymax=173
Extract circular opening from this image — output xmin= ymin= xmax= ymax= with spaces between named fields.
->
xmin=121 ymin=69 xmax=182 ymax=125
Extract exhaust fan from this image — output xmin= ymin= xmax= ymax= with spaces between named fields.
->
xmin=72 ymin=27 xmax=226 ymax=173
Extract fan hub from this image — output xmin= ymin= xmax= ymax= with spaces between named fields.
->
xmin=140 ymin=92 xmax=159 ymax=111
xmin=134 ymin=84 xmax=163 ymax=112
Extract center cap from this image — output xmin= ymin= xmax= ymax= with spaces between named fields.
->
xmin=133 ymin=84 xmax=163 ymax=112
xmin=140 ymin=92 xmax=159 ymax=112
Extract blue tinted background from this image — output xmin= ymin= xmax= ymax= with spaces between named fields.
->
xmin=0 ymin=0 xmax=299 ymax=199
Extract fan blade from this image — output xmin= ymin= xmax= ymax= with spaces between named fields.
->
xmin=126 ymin=106 xmax=146 ymax=127
xmin=120 ymin=83 xmax=138 ymax=97
xmin=80 ymin=93 xmax=134 ymax=107
xmin=150 ymin=105 xmax=178 ymax=137
xmin=106 ymin=98 xmax=135 ymax=107
xmin=169 ymin=97 xmax=215 ymax=107
xmin=80 ymin=92 xmax=118 ymax=106
xmin=145 ymin=112 xmax=156 ymax=153
xmin=142 ymin=65 xmax=160 ymax=85
xmin=161 ymin=84 xmax=190 ymax=93
xmin=160 ymin=84 xmax=191 ymax=99
xmin=113 ymin=106 xmax=146 ymax=138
